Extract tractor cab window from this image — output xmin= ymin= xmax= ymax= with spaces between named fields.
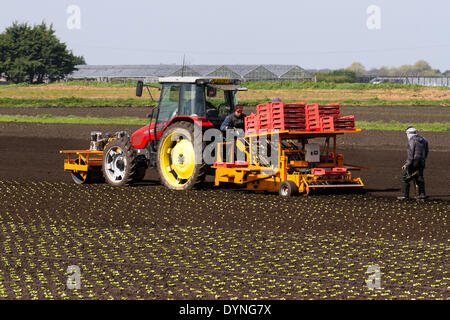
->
xmin=205 ymin=86 xmax=237 ymax=122
xmin=157 ymin=83 xmax=180 ymax=130
xmin=180 ymin=84 xmax=206 ymax=117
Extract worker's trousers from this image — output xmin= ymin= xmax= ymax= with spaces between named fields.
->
xmin=401 ymin=165 xmax=425 ymax=197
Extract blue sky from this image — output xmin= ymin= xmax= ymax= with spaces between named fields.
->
xmin=1 ymin=0 xmax=449 ymax=70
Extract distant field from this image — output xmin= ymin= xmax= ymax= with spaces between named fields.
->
xmin=1 ymin=81 xmax=450 ymax=107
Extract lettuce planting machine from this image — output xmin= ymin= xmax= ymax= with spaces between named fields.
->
xmin=60 ymin=77 xmax=366 ymax=196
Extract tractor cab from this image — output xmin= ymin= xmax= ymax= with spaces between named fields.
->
xmin=136 ymin=77 xmax=245 ymax=134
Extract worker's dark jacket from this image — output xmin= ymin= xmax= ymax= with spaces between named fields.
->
xmin=220 ymin=113 xmax=246 ymax=131
xmin=405 ymin=134 xmax=429 ymax=169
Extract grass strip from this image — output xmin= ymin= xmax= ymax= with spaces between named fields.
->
xmin=0 ymin=114 xmax=148 ymax=125
xmin=2 ymin=80 xmax=142 ymax=88
xmin=241 ymin=81 xmax=450 ymax=90
xmin=356 ymin=121 xmax=450 ymax=132
xmin=0 ymin=97 xmax=155 ymax=107
xmin=1 ymin=97 xmax=450 ymax=108
xmin=239 ymin=98 xmax=450 ymax=107
xmin=0 ymin=114 xmax=448 ymax=131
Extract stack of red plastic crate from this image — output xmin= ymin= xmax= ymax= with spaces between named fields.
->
xmin=244 ymin=101 xmax=355 ymax=134
xmin=332 ymin=115 xmax=355 ymax=131
xmin=244 ymin=102 xmax=307 ymax=134
xmin=244 ymin=113 xmax=258 ymax=134
xmin=258 ymin=101 xmax=307 ymax=132
xmin=306 ymin=102 xmax=355 ymax=132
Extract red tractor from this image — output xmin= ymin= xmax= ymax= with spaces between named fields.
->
xmin=61 ymin=77 xmax=245 ymax=190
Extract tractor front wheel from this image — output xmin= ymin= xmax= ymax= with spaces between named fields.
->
xmin=157 ymin=121 xmax=206 ymax=190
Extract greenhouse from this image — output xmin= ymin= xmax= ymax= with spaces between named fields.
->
xmin=68 ymin=64 xmax=314 ymax=82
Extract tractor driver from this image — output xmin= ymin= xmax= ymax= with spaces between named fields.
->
xmin=220 ymin=106 xmax=246 ymax=162
xmin=220 ymin=105 xmax=246 ymax=132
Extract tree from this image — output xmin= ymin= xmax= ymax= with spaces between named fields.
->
xmin=315 ymin=69 xmax=357 ymax=83
xmin=413 ymin=60 xmax=432 ymax=73
xmin=346 ymin=62 xmax=366 ymax=76
xmin=0 ymin=21 xmax=84 ymax=83
xmin=73 ymin=55 xmax=86 ymax=65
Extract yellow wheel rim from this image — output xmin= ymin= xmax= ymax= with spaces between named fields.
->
xmin=160 ymin=132 xmax=195 ymax=187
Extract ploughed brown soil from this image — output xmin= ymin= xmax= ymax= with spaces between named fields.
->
xmin=0 ymin=120 xmax=448 ymax=300
xmin=1 ymin=105 xmax=450 ymax=123
xmin=0 ymin=123 xmax=448 ymax=200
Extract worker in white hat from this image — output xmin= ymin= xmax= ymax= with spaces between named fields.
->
xmin=397 ymin=127 xmax=429 ymax=200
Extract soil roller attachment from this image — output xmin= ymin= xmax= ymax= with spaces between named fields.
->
xmin=298 ymin=167 xmax=365 ymax=196
xmin=59 ymin=149 xmax=104 ymax=184
xmin=60 ymin=131 xmax=145 ymax=186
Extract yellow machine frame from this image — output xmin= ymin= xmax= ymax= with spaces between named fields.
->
xmin=60 ymin=150 xmax=103 ymax=173
xmin=213 ymin=130 xmax=365 ymax=195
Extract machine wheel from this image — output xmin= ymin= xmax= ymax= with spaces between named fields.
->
xmin=157 ymin=121 xmax=207 ymax=190
xmin=70 ymin=159 xmax=103 ymax=184
xmin=279 ymin=180 xmax=298 ymax=197
xmin=71 ymin=169 xmax=89 ymax=185
xmin=102 ymin=135 xmax=139 ymax=186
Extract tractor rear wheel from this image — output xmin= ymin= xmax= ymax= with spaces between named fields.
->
xmin=279 ymin=180 xmax=298 ymax=196
xmin=157 ymin=121 xmax=207 ymax=190
xmin=102 ymin=135 xmax=139 ymax=186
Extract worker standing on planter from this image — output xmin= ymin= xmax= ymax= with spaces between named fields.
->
xmin=220 ymin=106 xmax=246 ymax=162
xmin=397 ymin=127 xmax=429 ymax=200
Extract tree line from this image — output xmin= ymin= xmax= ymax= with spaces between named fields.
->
xmin=0 ymin=22 xmax=85 ymax=84
xmin=346 ymin=61 xmax=449 ymax=77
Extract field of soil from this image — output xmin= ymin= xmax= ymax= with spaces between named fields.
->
xmin=0 ymin=105 xmax=448 ymax=300
xmin=1 ymin=105 xmax=450 ymax=123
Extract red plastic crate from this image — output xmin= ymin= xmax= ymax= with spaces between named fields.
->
xmin=320 ymin=116 xmax=335 ymax=131
xmin=256 ymin=103 xmax=272 ymax=113
xmin=311 ymin=168 xmax=326 ymax=175
xmin=318 ymin=103 xmax=341 ymax=118
xmin=244 ymin=113 xmax=258 ymax=134
xmin=305 ymin=103 xmax=321 ymax=131
xmin=254 ymin=101 xmax=307 ymax=132
xmin=333 ymin=115 xmax=355 ymax=130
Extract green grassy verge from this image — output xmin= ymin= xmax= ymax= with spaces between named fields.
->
xmin=239 ymin=98 xmax=450 ymax=107
xmin=1 ymin=80 xmax=143 ymax=88
xmin=0 ymin=97 xmax=155 ymax=107
xmin=0 ymin=114 xmax=148 ymax=125
xmin=0 ymin=114 xmax=448 ymax=131
xmin=1 ymin=97 xmax=449 ymax=108
xmin=356 ymin=121 xmax=450 ymax=132
xmin=241 ymin=81 xmax=450 ymax=90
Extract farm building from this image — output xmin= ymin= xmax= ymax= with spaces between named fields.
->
xmin=68 ymin=64 xmax=314 ymax=83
